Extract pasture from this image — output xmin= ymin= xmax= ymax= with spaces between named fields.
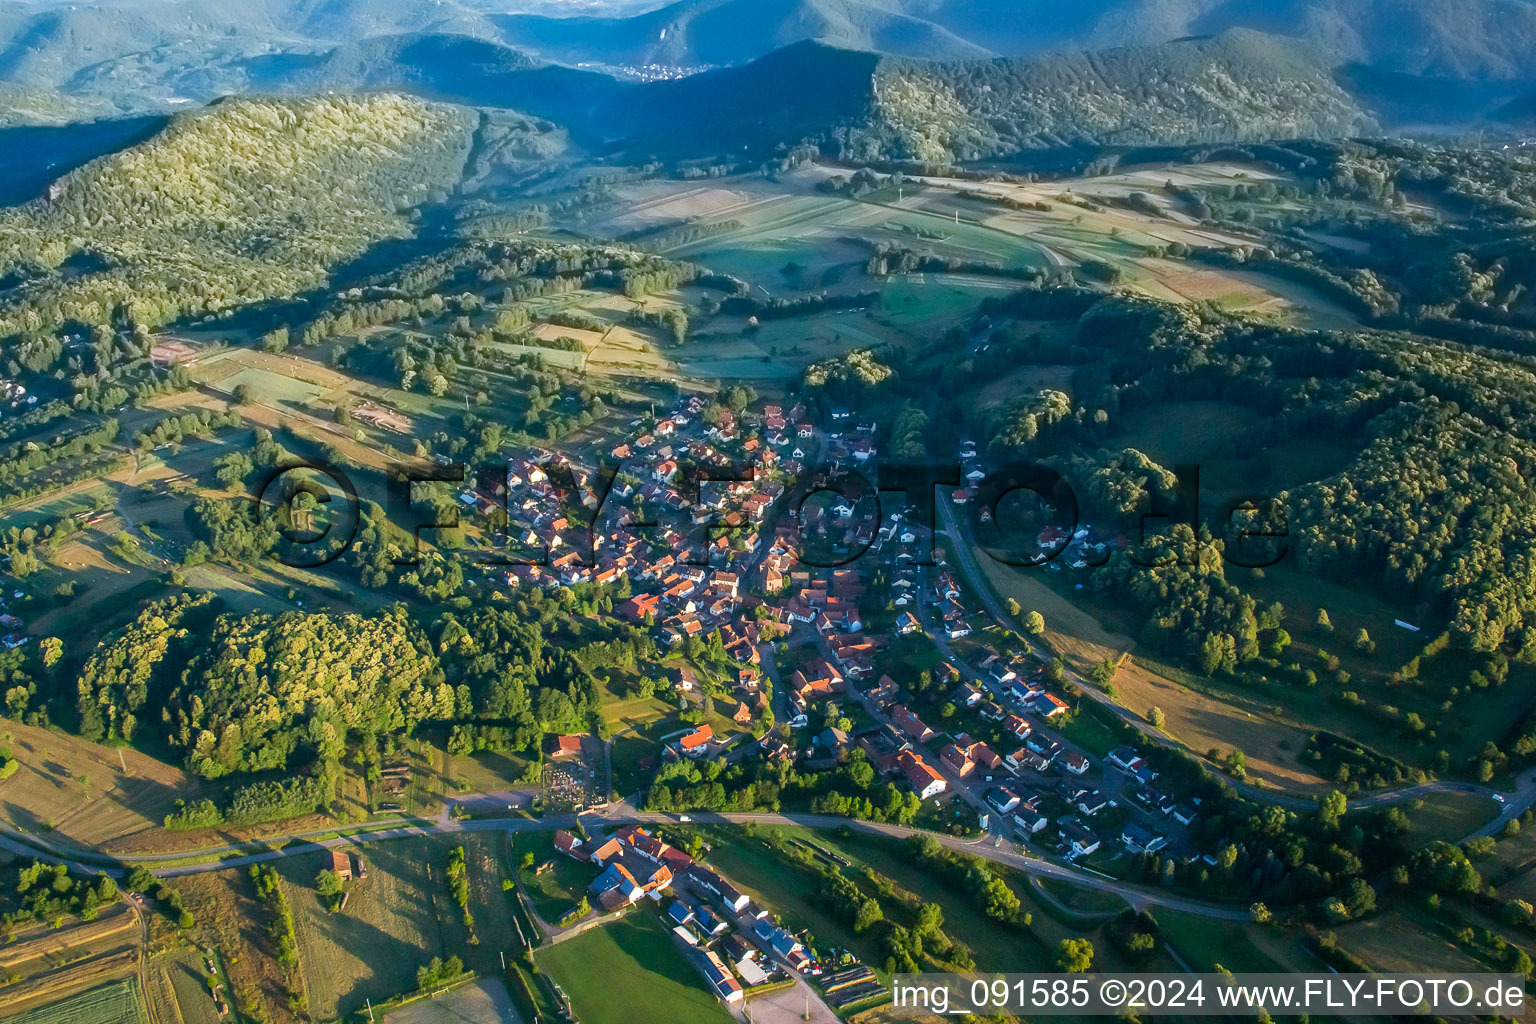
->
xmin=535 ymin=909 xmax=733 ymax=1024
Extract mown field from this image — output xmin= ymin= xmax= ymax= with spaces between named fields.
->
xmin=280 ymin=833 xmax=519 ymax=1021
xmin=0 ymin=720 xmax=205 ymax=850
xmin=383 ymin=977 xmax=520 ymax=1024
xmin=535 ymin=909 xmax=732 ymax=1024
xmin=3 ymin=978 xmax=149 ymax=1024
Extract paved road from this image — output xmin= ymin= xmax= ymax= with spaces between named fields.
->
xmin=0 ymin=805 xmax=1262 ymax=919
xmin=933 ymin=495 xmax=1536 ymax=819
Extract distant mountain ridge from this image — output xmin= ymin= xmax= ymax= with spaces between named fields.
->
xmin=0 ymin=0 xmax=1530 ymax=133
xmin=229 ymin=31 xmax=1371 ymax=162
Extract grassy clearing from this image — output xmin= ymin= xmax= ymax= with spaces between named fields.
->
xmin=973 ymin=359 xmax=1077 ymax=405
xmin=535 ymin=909 xmax=732 ymax=1024
xmin=1402 ymin=791 xmax=1500 ymax=847
xmin=1112 ymin=400 xmax=1262 ymax=467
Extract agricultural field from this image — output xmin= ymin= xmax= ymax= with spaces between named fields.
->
xmin=0 ymin=720 xmax=206 ymax=851
xmin=383 ymin=977 xmax=521 ymax=1024
xmin=279 ymin=833 xmax=519 ymax=1021
xmin=534 ymin=909 xmax=733 ymax=1024
xmin=0 ymin=908 xmax=138 ymax=974
xmin=2 ymin=977 xmax=149 ymax=1024
xmin=0 ymin=954 xmax=143 ymax=1020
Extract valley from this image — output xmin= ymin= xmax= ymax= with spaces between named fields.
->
xmin=1 ymin=6 xmax=1536 ymax=1021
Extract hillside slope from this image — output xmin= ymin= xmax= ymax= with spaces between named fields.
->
xmin=489 ymin=0 xmax=991 ymax=67
xmin=848 ymin=30 xmax=1374 ymax=161
xmin=0 ymin=93 xmax=475 ymax=343
xmin=563 ymin=34 xmax=1372 ymax=161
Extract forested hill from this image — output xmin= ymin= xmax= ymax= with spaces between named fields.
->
xmin=205 ymin=32 xmax=1369 ymax=163
xmin=0 ymin=93 xmax=474 ymax=364
xmin=265 ymin=33 xmax=622 ymax=127
xmin=581 ymin=33 xmax=1375 ymax=162
xmin=851 ymin=31 xmax=1374 ymax=162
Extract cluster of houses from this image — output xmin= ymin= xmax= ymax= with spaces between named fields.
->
xmin=504 ymin=392 xmax=1201 ymax=870
xmin=556 ymin=824 xmax=692 ymax=911
xmin=557 ymin=824 xmax=808 ymax=1006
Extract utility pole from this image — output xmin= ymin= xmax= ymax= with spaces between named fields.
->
xmin=365 ymin=997 xmax=375 ymax=1022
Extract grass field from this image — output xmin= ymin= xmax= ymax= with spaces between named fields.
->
xmin=512 ymin=831 xmax=595 ymax=922
xmin=1336 ymin=910 xmax=1489 ymax=974
xmin=1155 ymin=910 xmax=1325 ymax=974
xmin=535 ymin=910 xmax=732 ymax=1024
xmin=3 ymin=978 xmax=149 ymax=1024
xmin=383 ymin=977 xmax=520 ymax=1024
xmin=281 ymin=833 xmax=519 ymax=1021
xmin=1402 ymin=792 xmax=1501 ymax=846
xmin=0 ymin=720 xmax=206 ymax=851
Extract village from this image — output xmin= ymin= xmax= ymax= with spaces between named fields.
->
xmin=465 ymin=387 xmax=1214 ymax=916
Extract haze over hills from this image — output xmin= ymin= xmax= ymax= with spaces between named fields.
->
xmin=0 ymin=0 xmax=1530 ymax=140
xmin=201 ymin=31 xmax=1369 ymax=162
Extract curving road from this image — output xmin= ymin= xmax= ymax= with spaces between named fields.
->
xmin=932 ymin=495 xmax=1536 ymax=818
xmin=0 ymin=806 xmax=1261 ymax=920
